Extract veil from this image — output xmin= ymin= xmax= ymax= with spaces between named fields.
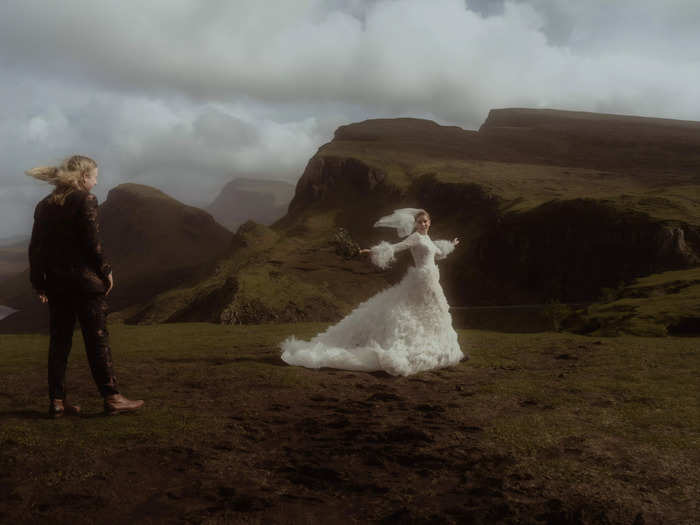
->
xmin=373 ymin=208 xmax=424 ymax=238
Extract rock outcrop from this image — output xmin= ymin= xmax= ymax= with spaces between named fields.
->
xmin=5 ymin=109 xmax=698 ymax=332
xmin=281 ymin=111 xmax=700 ymax=308
xmin=118 ymin=109 xmax=700 ymax=328
xmin=479 ymin=108 xmax=700 ymax=173
xmin=99 ymin=183 xmax=233 ymax=311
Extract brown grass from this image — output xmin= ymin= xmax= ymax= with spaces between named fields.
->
xmin=1 ymin=323 xmax=698 ymax=524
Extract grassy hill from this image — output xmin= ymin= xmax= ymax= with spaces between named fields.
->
xmin=0 ymin=240 xmax=28 ymax=284
xmin=3 ymin=109 xmax=698 ymax=334
xmin=284 ymin=112 xmax=699 ymax=310
xmin=99 ymin=183 xmax=233 ymax=311
xmin=567 ymin=267 xmax=700 ymax=336
xmin=117 ymin=217 xmax=386 ymax=325
xmin=125 ymin=110 xmax=699 ymax=330
xmin=0 ymin=323 xmax=697 ymax=523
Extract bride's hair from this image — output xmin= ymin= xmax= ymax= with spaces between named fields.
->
xmin=414 ymin=210 xmax=430 ymax=222
xmin=25 ymin=155 xmax=97 ymax=205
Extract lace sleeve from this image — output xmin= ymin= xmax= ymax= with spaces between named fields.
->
xmin=370 ymin=233 xmax=416 ymax=269
xmin=434 ymin=239 xmax=456 ymax=260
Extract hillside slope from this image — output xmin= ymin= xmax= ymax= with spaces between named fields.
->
xmin=124 ymin=109 xmax=700 ymax=328
xmin=0 ymin=239 xmax=28 ymax=283
xmin=0 ymin=184 xmax=232 ymax=332
xmin=566 ymin=267 xmax=700 ymax=336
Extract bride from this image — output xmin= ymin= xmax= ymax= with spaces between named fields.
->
xmin=280 ymin=208 xmax=466 ymax=376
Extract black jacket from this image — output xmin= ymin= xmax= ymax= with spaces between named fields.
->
xmin=29 ymin=190 xmax=112 ymax=294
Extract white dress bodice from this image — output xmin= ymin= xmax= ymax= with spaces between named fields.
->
xmin=410 ymin=233 xmax=438 ymax=269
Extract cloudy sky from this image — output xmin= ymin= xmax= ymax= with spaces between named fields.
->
xmin=1 ymin=0 xmax=699 ymax=240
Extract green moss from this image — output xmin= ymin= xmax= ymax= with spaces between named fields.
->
xmin=221 ymin=263 xmax=342 ymax=323
xmin=580 ymin=268 xmax=700 ymax=336
xmin=319 ymin=141 xmax=700 ymax=225
xmin=317 ymin=145 xmax=413 ymax=189
xmin=236 ymin=264 xmax=335 ymax=308
xmin=111 ymin=224 xmax=283 ymax=324
xmin=627 ymin=267 xmax=700 ymax=288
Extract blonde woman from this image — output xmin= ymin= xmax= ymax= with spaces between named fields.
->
xmin=27 ymin=155 xmax=144 ymax=417
xmin=281 ymin=208 xmax=465 ymax=376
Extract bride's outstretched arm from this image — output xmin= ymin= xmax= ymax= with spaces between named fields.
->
xmin=361 ymin=234 xmax=417 ymax=269
xmin=434 ymin=237 xmax=459 ymax=260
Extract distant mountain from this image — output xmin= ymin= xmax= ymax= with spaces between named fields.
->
xmin=0 ymin=305 xmax=18 ymax=321
xmin=126 ymin=109 xmax=700 ymax=328
xmin=0 ymin=234 xmax=30 ymax=246
xmin=99 ymin=184 xmax=233 ymax=309
xmin=0 ymin=239 xmax=28 ymax=283
xmin=206 ymin=178 xmax=295 ymax=231
xmin=0 ymin=183 xmax=232 ymax=332
xmin=5 ymin=109 xmax=699 ymax=333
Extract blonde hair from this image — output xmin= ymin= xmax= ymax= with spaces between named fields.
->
xmin=25 ymin=155 xmax=97 ymax=205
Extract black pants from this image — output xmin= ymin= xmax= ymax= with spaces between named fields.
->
xmin=47 ymin=293 xmax=119 ymax=399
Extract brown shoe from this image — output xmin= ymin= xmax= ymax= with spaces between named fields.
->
xmin=49 ymin=399 xmax=82 ymax=418
xmin=104 ymin=394 xmax=144 ymax=415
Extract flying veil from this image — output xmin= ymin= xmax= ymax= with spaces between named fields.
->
xmin=373 ymin=208 xmax=425 ymax=238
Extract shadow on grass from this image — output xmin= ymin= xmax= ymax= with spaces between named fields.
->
xmin=303 ymin=368 xmax=394 ymax=379
xmin=159 ymin=355 xmax=398 ymax=377
xmin=0 ymin=409 xmax=145 ymax=420
xmin=232 ymin=356 xmax=288 ymax=367
xmin=81 ymin=411 xmax=144 ymax=419
xmin=161 ymin=355 xmax=288 ymax=367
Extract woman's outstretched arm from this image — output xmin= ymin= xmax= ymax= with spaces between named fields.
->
xmin=360 ymin=233 xmax=417 ymax=269
xmin=434 ymin=237 xmax=460 ymax=260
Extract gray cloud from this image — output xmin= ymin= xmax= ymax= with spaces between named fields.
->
xmin=1 ymin=0 xmax=699 ymax=238
xmin=0 ymin=77 xmax=334 ymax=238
xmin=3 ymin=0 xmax=699 ymax=117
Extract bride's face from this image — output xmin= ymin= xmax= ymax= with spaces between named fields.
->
xmin=415 ymin=214 xmax=431 ymax=234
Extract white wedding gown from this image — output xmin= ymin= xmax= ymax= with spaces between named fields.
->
xmin=280 ymin=231 xmax=465 ymax=376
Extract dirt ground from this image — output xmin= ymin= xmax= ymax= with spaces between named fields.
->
xmin=0 ymin=323 xmax=698 ymax=524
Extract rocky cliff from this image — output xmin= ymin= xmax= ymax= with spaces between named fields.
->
xmin=121 ymin=109 xmax=700 ymax=328
xmin=284 ymin=111 xmax=700 ymax=306
xmin=5 ymin=109 xmax=698 ymax=332
xmin=479 ymin=108 xmax=700 ymax=173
